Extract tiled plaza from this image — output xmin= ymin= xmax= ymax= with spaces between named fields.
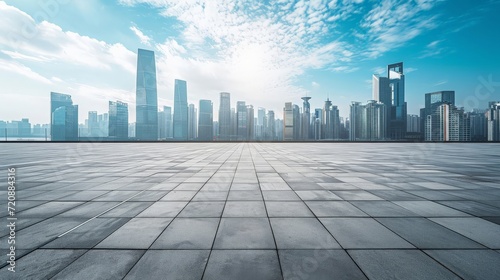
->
xmin=0 ymin=142 xmax=500 ymax=279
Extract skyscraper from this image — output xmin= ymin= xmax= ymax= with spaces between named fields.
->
xmin=487 ymin=101 xmax=500 ymax=141
xmin=158 ymin=106 xmax=172 ymax=140
xmin=349 ymin=100 xmax=386 ymax=141
xmin=373 ymin=74 xmax=391 ymax=138
xmin=198 ymin=99 xmax=213 ymax=141
xmin=467 ymin=109 xmax=487 ymax=141
xmin=173 ymin=79 xmax=188 ymax=140
xmin=247 ymin=105 xmax=255 ymax=140
xmin=50 ymin=92 xmax=78 ymax=141
xmin=135 ymin=49 xmax=158 ymax=140
xmin=388 ymin=62 xmax=407 ymax=139
xmin=188 ymin=103 xmax=197 ymax=140
xmin=323 ymin=98 xmax=333 ymax=139
xmin=267 ymin=110 xmax=275 ymax=141
xmin=256 ymin=107 xmax=266 ymax=140
xmin=218 ymin=92 xmax=231 ymax=140
xmin=301 ymin=97 xmax=311 ymax=140
xmin=331 ymin=105 xmax=341 ymax=140
xmin=108 ymin=101 xmax=128 ymax=140
xmin=425 ymin=103 xmax=470 ymax=141
xmin=236 ymin=101 xmax=248 ymax=140
xmin=421 ymin=91 xmax=456 ymax=140
xmin=283 ymin=102 xmax=294 ymax=141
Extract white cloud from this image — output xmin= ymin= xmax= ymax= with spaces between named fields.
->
xmin=130 ymin=25 xmax=152 ymax=46
xmin=0 ymin=58 xmax=52 ymax=84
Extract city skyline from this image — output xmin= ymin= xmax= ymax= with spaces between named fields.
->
xmin=1 ymin=0 xmax=500 ymax=125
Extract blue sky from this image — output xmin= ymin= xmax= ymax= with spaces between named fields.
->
xmin=1 ymin=0 xmax=499 ymax=124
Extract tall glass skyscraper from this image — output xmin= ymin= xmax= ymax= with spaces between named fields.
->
xmin=109 ymin=101 xmax=128 ymax=140
xmin=173 ymin=79 xmax=188 ymax=140
xmin=218 ymin=92 xmax=231 ymax=140
xmin=301 ymin=97 xmax=311 ymax=140
xmin=236 ymin=101 xmax=248 ymax=140
xmin=388 ymin=62 xmax=407 ymax=139
xmin=158 ymin=106 xmax=172 ymax=140
xmin=188 ymin=103 xmax=197 ymax=140
xmin=135 ymin=49 xmax=158 ymax=140
xmin=198 ymin=100 xmax=213 ymax=141
xmin=50 ymin=92 xmax=78 ymax=141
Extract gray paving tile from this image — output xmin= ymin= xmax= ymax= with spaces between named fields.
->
xmin=430 ymin=217 xmax=500 ymax=248
xmin=213 ymin=218 xmax=275 ymax=249
xmin=270 ymin=218 xmax=340 ymax=249
xmin=305 ymin=201 xmax=368 ymax=217
xmin=57 ymin=201 xmax=120 ymax=218
xmin=227 ymin=190 xmax=263 ymax=200
xmin=425 ymin=250 xmax=500 ymax=280
xmin=321 ymin=218 xmax=414 ymax=249
xmin=192 ymin=191 xmax=228 ymax=201
xmin=51 ymin=249 xmax=144 ymax=280
xmin=295 ymin=190 xmax=342 ymax=200
xmin=333 ymin=190 xmax=383 ymax=200
xmin=266 ymin=201 xmax=314 ymax=217
xmin=262 ymin=190 xmax=300 ymax=201
xmin=100 ymin=201 xmax=154 ymax=217
xmin=43 ymin=218 xmax=129 ymax=249
xmin=124 ymin=250 xmax=209 ymax=280
xmin=0 ymin=249 xmax=87 ymax=280
xmin=377 ymin=218 xmax=484 ymax=248
xmin=152 ymin=218 xmax=218 ymax=249
xmin=93 ymin=190 xmax=140 ymax=201
xmin=178 ymin=202 xmax=225 ymax=217
xmin=393 ymin=201 xmax=469 ymax=217
xmin=438 ymin=200 xmax=500 ymax=216
xmin=97 ymin=218 xmax=172 ymax=249
xmin=351 ymin=201 xmax=420 ymax=217
xmin=223 ymin=201 xmax=267 ymax=217
xmin=137 ymin=201 xmax=188 ymax=217
xmin=279 ymin=250 xmax=367 ymax=280
xmin=18 ymin=201 xmax=83 ymax=218
xmin=203 ymin=250 xmax=282 ymax=280
xmin=160 ymin=190 xmax=197 ymax=201
xmin=349 ymin=250 xmax=459 ymax=280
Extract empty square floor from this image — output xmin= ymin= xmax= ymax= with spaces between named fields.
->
xmin=1 ymin=142 xmax=500 ymax=280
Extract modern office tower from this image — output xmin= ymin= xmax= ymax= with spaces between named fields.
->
xmin=158 ymin=106 xmax=172 ymax=139
xmin=128 ymin=123 xmax=136 ymax=138
xmin=487 ymin=101 xmax=500 ymax=141
xmin=388 ymin=62 xmax=407 ymax=139
xmin=407 ymin=114 xmax=421 ymax=133
xmin=467 ymin=109 xmax=487 ymax=141
xmin=426 ymin=103 xmax=470 ymax=141
xmin=313 ymin=108 xmax=322 ymax=140
xmin=349 ymin=101 xmax=386 ymax=141
xmin=218 ymin=92 xmax=231 ymax=140
xmin=50 ymin=92 xmax=73 ymax=138
xmin=188 ymin=104 xmax=197 ymax=140
xmin=88 ymin=111 xmax=99 ymax=137
xmin=135 ymin=49 xmax=158 ymax=140
xmin=198 ymin=99 xmax=213 ymax=141
xmin=283 ymin=102 xmax=294 ymax=141
xmin=340 ymin=117 xmax=350 ymax=140
xmin=231 ymin=108 xmax=237 ymax=140
xmin=301 ymin=97 xmax=311 ymax=140
xmin=213 ymin=121 xmax=219 ymax=139
xmin=421 ymin=91 xmax=456 ymax=140
xmin=50 ymin=92 xmax=78 ymax=141
xmin=331 ymin=105 xmax=341 ymax=140
xmin=247 ymin=105 xmax=255 ymax=140
xmin=236 ymin=101 xmax=248 ymax=140
xmin=372 ymin=74 xmax=391 ymax=138
xmin=267 ymin=110 xmax=275 ymax=140
xmin=292 ymin=104 xmax=301 ymax=140
xmin=109 ymin=101 xmax=128 ymax=140
xmin=256 ymin=107 xmax=267 ymax=140
xmin=52 ymin=105 xmax=78 ymax=141
xmin=173 ymin=79 xmax=188 ymax=140
xmin=323 ymin=99 xmax=334 ymax=139
xmin=275 ymin=119 xmax=284 ymax=141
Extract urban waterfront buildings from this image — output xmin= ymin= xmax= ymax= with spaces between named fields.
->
xmin=50 ymin=92 xmax=78 ymax=141
xmin=350 ymin=100 xmax=387 ymax=141
xmin=158 ymin=106 xmax=172 ymax=140
xmin=135 ymin=49 xmax=158 ymax=140
xmin=487 ymin=101 xmax=500 ymax=141
xmin=218 ymin=92 xmax=231 ymax=140
xmin=173 ymin=79 xmax=188 ymax=140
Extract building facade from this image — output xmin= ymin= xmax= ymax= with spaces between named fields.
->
xmin=173 ymin=79 xmax=188 ymax=140
xmin=135 ymin=49 xmax=158 ymax=140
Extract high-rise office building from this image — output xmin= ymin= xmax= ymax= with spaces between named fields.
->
xmin=467 ymin=109 xmax=487 ymax=141
xmin=247 ymin=105 xmax=255 ymax=140
xmin=173 ymin=79 xmax=188 ymax=140
xmin=487 ymin=101 xmax=500 ymax=141
xmin=256 ymin=107 xmax=266 ymax=140
xmin=231 ymin=108 xmax=237 ymax=140
xmin=314 ymin=108 xmax=322 ymax=140
xmin=158 ymin=106 xmax=172 ymax=140
xmin=218 ymin=92 xmax=231 ymax=140
xmin=421 ymin=91 xmax=456 ymax=140
xmin=283 ymin=102 xmax=294 ymax=141
xmin=425 ymin=103 xmax=470 ymax=141
xmin=388 ymin=62 xmax=407 ymax=139
xmin=50 ymin=92 xmax=78 ymax=141
xmin=301 ymin=97 xmax=311 ymax=140
xmin=349 ymin=100 xmax=386 ymax=141
xmin=331 ymin=105 xmax=341 ymax=140
xmin=293 ymin=105 xmax=301 ymax=140
xmin=373 ymin=74 xmax=391 ymax=138
xmin=236 ymin=101 xmax=248 ymax=140
xmin=267 ymin=110 xmax=275 ymax=141
xmin=135 ymin=49 xmax=158 ymax=140
xmin=407 ymin=114 xmax=421 ymax=133
xmin=109 ymin=101 xmax=128 ymax=140
xmin=198 ymin=99 xmax=213 ymax=141
xmin=188 ymin=103 xmax=197 ymax=140
xmin=323 ymin=99 xmax=333 ymax=139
